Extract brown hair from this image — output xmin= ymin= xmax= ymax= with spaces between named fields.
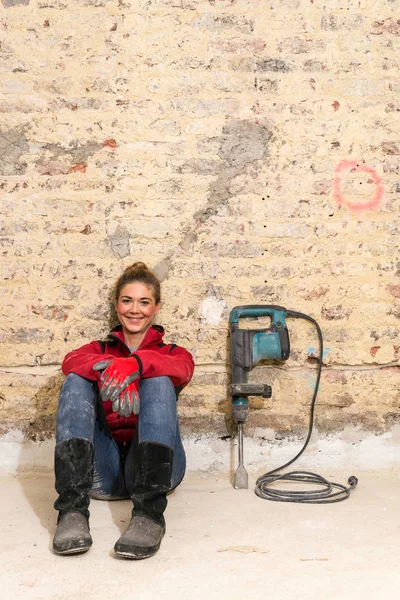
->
xmin=114 ymin=262 xmax=161 ymax=304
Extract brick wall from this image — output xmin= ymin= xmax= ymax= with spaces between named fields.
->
xmin=0 ymin=0 xmax=399 ymax=441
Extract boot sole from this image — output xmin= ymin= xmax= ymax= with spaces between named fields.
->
xmin=53 ymin=538 xmax=92 ymax=556
xmin=114 ymin=543 xmax=161 ymax=560
xmin=53 ymin=545 xmax=91 ymax=556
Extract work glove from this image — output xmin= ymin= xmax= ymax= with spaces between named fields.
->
xmin=93 ymin=358 xmax=140 ymax=417
xmin=111 ymin=381 xmax=140 ymax=417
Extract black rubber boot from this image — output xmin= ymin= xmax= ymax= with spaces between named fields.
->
xmin=53 ymin=438 xmax=94 ymax=555
xmin=114 ymin=442 xmax=173 ymax=560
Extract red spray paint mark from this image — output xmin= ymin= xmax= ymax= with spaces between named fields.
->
xmin=370 ymin=346 xmax=380 ymax=357
xmin=332 ymin=160 xmax=384 ymax=211
xmin=103 ymin=139 xmax=117 ymax=149
xmin=387 ymin=284 xmax=400 ymax=298
xmin=69 ymin=162 xmax=87 ymax=173
xmin=332 ymin=100 xmax=340 ymax=111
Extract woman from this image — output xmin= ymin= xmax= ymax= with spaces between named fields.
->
xmin=53 ymin=262 xmax=194 ymax=559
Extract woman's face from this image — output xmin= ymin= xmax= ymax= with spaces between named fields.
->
xmin=115 ymin=281 xmax=160 ymax=343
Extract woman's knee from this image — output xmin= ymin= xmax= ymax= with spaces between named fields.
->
xmin=139 ymin=377 xmax=177 ymax=419
xmin=61 ymin=373 xmax=93 ymax=392
xmin=59 ymin=374 xmax=95 ymax=407
xmin=56 ymin=374 xmax=96 ymax=442
xmin=139 ymin=376 xmax=176 ymax=396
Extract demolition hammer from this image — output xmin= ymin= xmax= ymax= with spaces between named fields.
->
xmin=229 ymin=305 xmax=358 ymax=503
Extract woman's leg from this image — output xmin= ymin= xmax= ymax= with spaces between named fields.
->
xmin=53 ymin=374 xmax=96 ymax=555
xmin=116 ymin=376 xmax=185 ymax=560
xmin=56 ymin=373 xmax=96 ymax=444
xmin=124 ymin=376 xmax=186 ymax=492
xmin=170 ymin=426 xmax=186 ymax=491
xmin=56 ymin=373 xmax=127 ymax=499
xmin=54 ymin=373 xmax=96 ymax=515
xmin=90 ymin=425 xmax=128 ymax=500
xmin=53 ymin=374 xmax=125 ymax=555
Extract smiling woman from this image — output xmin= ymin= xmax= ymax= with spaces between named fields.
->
xmin=52 ymin=262 xmax=195 ymax=560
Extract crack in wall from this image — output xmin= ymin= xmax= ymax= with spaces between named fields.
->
xmin=154 ymin=118 xmax=272 ymax=281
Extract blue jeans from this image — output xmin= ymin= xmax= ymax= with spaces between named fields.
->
xmin=56 ymin=374 xmax=186 ymax=499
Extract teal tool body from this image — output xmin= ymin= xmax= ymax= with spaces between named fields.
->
xmin=230 ymin=304 xmax=290 ymax=424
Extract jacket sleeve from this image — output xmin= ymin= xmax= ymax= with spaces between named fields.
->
xmin=62 ymin=341 xmax=116 ymax=381
xmin=131 ymin=346 xmax=194 ymax=388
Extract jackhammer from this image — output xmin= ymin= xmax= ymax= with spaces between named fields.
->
xmin=230 ymin=305 xmax=358 ymax=503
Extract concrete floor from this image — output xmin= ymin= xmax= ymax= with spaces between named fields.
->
xmin=2 ymin=470 xmax=400 ymax=600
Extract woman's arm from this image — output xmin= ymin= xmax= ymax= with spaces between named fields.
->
xmin=131 ymin=346 xmax=195 ymax=388
xmin=63 ymin=341 xmax=195 ymax=387
xmin=62 ymin=341 xmax=116 ymax=380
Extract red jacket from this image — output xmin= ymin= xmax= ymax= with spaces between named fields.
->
xmin=62 ymin=325 xmax=194 ymax=443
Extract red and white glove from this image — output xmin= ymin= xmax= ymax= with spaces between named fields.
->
xmin=93 ymin=358 xmax=140 ymax=417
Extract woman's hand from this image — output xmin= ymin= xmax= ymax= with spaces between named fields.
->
xmin=93 ymin=358 xmax=140 ymax=416
xmin=111 ymin=382 xmax=140 ymax=417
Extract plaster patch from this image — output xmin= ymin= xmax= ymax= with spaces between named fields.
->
xmin=108 ymin=225 xmax=130 ymax=259
xmin=0 ymin=125 xmax=29 ymax=176
xmin=2 ymin=0 xmax=29 ymax=6
xmin=199 ymin=295 xmax=227 ymax=326
xmin=153 ymin=258 xmax=171 ymax=282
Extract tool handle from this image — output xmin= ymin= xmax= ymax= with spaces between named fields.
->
xmin=230 ymin=305 xmax=288 ymax=326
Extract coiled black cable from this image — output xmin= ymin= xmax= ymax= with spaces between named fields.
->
xmin=254 ymin=310 xmax=358 ymax=504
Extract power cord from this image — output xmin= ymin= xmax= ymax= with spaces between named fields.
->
xmin=254 ymin=310 xmax=358 ymax=504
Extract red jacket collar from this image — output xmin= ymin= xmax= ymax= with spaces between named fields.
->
xmin=109 ymin=324 xmax=165 ymax=350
